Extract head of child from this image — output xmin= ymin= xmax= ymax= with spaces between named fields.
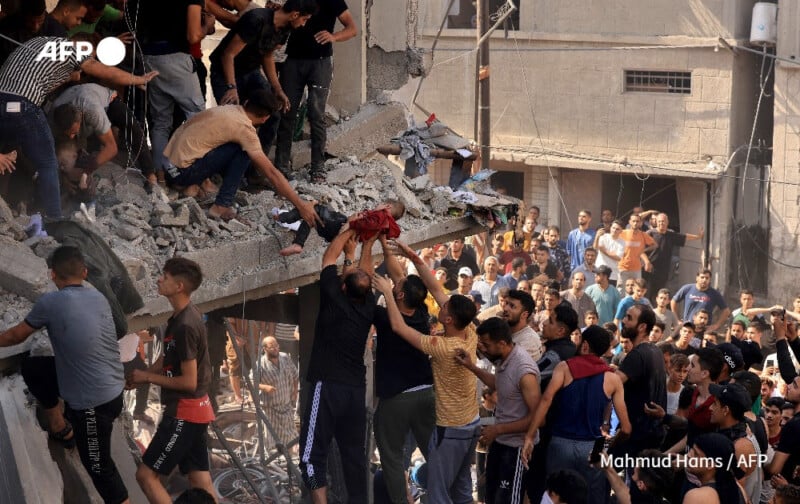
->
xmin=668 ymin=353 xmax=689 ymax=385
xmin=382 ymin=200 xmax=405 ymax=220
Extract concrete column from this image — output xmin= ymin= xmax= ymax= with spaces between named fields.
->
xmin=329 ymin=0 xmax=367 ymax=115
xmin=547 ymin=167 xmax=562 ymax=228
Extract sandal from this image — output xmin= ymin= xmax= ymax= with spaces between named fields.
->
xmin=50 ymin=422 xmax=76 ymax=449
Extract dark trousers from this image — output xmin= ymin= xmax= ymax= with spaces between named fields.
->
xmin=299 ymin=380 xmax=367 ymax=503
xmin=209 ymin=66 xmax=280 ymax=157
xmin=486 ymin=442 xmax=527 ymax=504
xmin=0 ymin=92 xmax=62 ymax=218
xmin=165 ymin=142 xmax=250 ymax=207
xmin=106 ymin=98 xmax=154 ymax=176
xmin=277 ymin=203 xmax=347 ymax=247
xmin=275 ymin=57 xmax=333 ymax=171
xmin=21 ymin=356 xmax=128 ymax=504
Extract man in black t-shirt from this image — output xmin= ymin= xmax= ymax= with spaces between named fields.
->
xmin=372 ymin=237 xmax=434 ymax=504
xmin=209 ymin=1 xmax=316 ymax=168
xmin=300 ymin=229 xmax=376 ymax=504
xmin=128 ymin=258 xmax=217 ymax=502
xmin=274 ymin=0 xmax=357 ymax=181
xmin=767 ymin=376 xmax=800 ymax=486
xmin=612 ymin=303 xmax=667 ymax=472
xmin=645 ymin=213 xmax=704 ymax=294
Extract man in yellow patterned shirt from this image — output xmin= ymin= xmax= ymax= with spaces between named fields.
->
xmin=373 ymin=242 xmax=481 ymax=504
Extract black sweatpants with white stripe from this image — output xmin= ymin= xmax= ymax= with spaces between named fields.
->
xmin=486 ymin=441 xmax=528 ymax=504
xmin=299 ymin=380 xmax=367 ymax=503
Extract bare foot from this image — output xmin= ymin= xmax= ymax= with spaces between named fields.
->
xmin=279 ymin=244 xmax=303 ymax=256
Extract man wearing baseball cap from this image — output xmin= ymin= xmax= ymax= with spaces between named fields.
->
xmin=708 ymin=382 xmax=761 ymax=504
xmin=713 ymin=342 xmax=744 ymax=384
xmin=450 ymin=267 xmax=474 ymax=296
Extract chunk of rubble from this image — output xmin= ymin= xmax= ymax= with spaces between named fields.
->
xmin=151 ymin=203 xmax=190 ymax=227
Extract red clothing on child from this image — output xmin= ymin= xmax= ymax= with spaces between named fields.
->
xmin=349 ymin=208 xmax=401 ymax=241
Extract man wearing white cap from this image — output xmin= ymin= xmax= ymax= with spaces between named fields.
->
xmin=451 ymin=267 xmax=474 ymax=296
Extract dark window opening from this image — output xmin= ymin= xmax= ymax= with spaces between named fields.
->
xmin=492 ymin=171 xmax=524 ymax=200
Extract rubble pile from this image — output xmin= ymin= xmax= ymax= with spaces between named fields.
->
xmin=0 ymin=153 xmax=518 ymax=308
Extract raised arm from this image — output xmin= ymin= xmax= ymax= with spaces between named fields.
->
xmin=392 ymin=240 xmax=449 ymax=307
xmin=380 ymin=235 xmax=406 ymax=284
xmin=372 ymin=275 xmax=425 ymax=350
xmin=686 ymin=227 xmax=705 ymax=241
xmin=453 ymin=348 xmax=496 ymax=389
xmin=80 ymin=59 xmax=157 ymax=88
xmin=359 ymin=235 xmax=378 ymax=276
xmin=323 ymin=229 xmax=358 ymax=268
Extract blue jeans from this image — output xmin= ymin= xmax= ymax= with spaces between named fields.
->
xmin=275 ymin=57 xmax=333 ymax=171
xmin=547 ymin=436 xmax=610 ymax=504
xmin=165 ymin=143 xmax=250 ymax=207
xmin=0 ymin=92 xmax=62 ymax=218
xmin=209 ymin=66 xmax=281 ymax=157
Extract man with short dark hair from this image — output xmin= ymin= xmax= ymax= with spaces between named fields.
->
xmin=440 ymin=238 xmax=479 ymax=291
xmin=543 ymin=225 xmax=571 ymax=287
xmin=455 ymin=317 xmax=541 ymax=504
xmin=300 ymin=229 xmax=376 ymax=504
xmin=274 ymin=0 xmax=357 ymax=180
xmin=502 ymin=256 xmax=528 ymax=291
xmin=653 ymin=288 xmax=680 ymax=338
xmin=129 ymin=257 xmax=217 ymax=502
xmin=526 ymin=245 xmax=560 ymax=284
xmin=522 ymin=325 xmax=630 ymax=504
xmin=42 ymin=0 xmax=88 ymax=36
xmin=371 ymin=237 xmax=435 ymax=504
xmin=210 ymin=0 xmax=318 ymax=166
xmin=671 ymin=268 xmax=730 ymax=332
xmin=566 ymin=209 xmax=596 ymax=271
xmin=525 ymin=303 xmax=579 ymax=503
xmin=0 ymin=246 xmax=129 ymax=503
xmin=617 ymin=213 xmax=656 ymax=287
xmin=611 ymin=304 xmax=667 ymax=474
xmin=162 ymin=91 xmax=318 ymax=224
xmin=373 ymin=243 xmax=480 ymax=504
xmin=503 ymin=289 xmax=543 ymax=361
xmin=585 ymin=265 xmax=620 ymax=325
xmin=571 ymin=247 xmax=598 ymax=288
xmin=560 ymin=271 xmax=596 ymax=325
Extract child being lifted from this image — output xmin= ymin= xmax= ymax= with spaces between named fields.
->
xmin=275 ymin=200 xmax=406 ymax=256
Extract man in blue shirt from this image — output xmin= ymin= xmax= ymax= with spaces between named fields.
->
xmin=567 ymin=210 xmax=597 ymax=271
xmin=670 ymin=268 xmax=730 ymax=333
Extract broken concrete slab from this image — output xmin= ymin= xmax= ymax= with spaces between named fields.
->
xmin=176 ymin=197 xmax=209 ymax=229
xmin=151 ymin=203 xmax=190 ymax=228
xmin=291 ymin=102 xmax=409 ymax=168
xmin=0 ymin=237 xmax=53 ymax=302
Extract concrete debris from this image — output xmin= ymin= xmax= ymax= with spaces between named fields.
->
xmin=151 ymin=203 xmax=190 ymax=228
xmin=0 ymin=236 xmax=54 ymax=302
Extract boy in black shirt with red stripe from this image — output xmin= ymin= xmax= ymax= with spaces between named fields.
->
xmin=128 ymin=258 xmax=216 ymax=502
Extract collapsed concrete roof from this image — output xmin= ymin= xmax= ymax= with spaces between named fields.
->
xmin=0 ymin=101 xmax=517 ymax=332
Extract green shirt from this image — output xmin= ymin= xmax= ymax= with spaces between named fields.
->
xmin=67 ymin=5 xmax=121 ymax=36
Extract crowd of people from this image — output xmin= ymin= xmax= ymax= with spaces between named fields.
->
xmin=0 ymin=2 xmax=799 ymax=504
xmin=0 ymin=0 xmax=358 ymax=226
xmin=301 ymin=203 xmax=800 ymax=504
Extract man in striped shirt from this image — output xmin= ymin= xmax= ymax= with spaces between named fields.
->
xmin=0 ymin=36 xmax=156 ymax=218
xmin=254 ymin=336 xmax=299 ymax=451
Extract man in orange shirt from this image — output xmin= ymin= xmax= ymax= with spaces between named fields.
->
xmin=617 ymin=214 xmax=656 ymax=290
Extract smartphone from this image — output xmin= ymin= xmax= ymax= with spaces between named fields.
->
xmin=589 ymin=437 xmax=605 ymax=464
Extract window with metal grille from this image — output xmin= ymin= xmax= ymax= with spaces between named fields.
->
xmin=624 ymin=70 xmax=692 ymax=94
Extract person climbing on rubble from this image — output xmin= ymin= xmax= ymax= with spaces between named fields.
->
xmin=162 ymin=88 xmax=320 ymax=225
xmin=274 ymin=199 xmax=405 ymax=256
xmin=0 ymin=246 xmax=130 ymax=504
xmin=0 ymin=34 xmax=158 ymax=220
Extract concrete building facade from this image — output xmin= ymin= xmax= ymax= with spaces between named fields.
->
xmin=352 ymin=0 xmax=779 ymax=295
xmin=769 ymin=0 xmax=800 ymax=302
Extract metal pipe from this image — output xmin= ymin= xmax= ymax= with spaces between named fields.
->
xmin=478 ymin=0 xmax=491 ymax=166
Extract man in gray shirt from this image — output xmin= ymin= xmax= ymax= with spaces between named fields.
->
xmin=0 ymin=246 xmax=128 ymax=504
xmin=455 ymin=317 xmax=541 ymax=504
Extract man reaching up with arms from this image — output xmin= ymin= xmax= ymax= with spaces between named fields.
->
xmin=128 ymin=258 xmax=217 ymax=503
xmin=373 ymin=240 xmax=480 ymax=504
